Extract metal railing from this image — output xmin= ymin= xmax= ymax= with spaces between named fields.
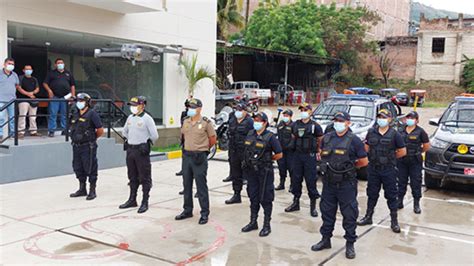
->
xmin=0 ymin=98 xmax=128 ymax=146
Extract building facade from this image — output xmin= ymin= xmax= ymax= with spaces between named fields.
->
xmin=415 ymin=14 xmax=474 ymax=84
xmin=0 ymin=0 xmax=216 ymax=145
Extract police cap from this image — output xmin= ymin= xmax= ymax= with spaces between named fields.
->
xmin=333 ymin=111 xmax=351 ymax=121
xmin=298 ymin=103 xmax=312 ymax=111
xmin=188 ymin=98 xmax=203 ymax=108
xmin=282 ymin=109 xmax=293 ymax=116
xmin=253 ymin=112 xmax=268 ymax=122
xmin=128 ymin=96 xmax=147 ymax=106
xmin=405 ymin=111 xmax=419 ymax=119
xmin=377 ymin=109 xmax=392 ymax=118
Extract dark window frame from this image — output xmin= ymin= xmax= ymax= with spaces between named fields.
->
xmin=432 ymin=38 xmax=446 ymax=53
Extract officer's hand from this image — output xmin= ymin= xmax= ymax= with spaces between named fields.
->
xmin=48 ymin=91 xmax=54 ymax=99
xmin=316 ymin=152 xmax=321 ymax=161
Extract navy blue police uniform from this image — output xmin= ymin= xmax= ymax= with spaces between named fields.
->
xmin=276 ymin=117 xmax=295 ymax=190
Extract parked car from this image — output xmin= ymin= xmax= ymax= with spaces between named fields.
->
xmin=380 ymin=88 xmax=400 ymax=98
xmin=424 ymin=96 xmax=474 ymax=188
xmin=393 ymin=92 xmax=409 ymax=106
xmin=231 ymin=81 xmax=271 ymax=100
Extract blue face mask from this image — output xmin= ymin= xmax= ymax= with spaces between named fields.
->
xmin=235 ymin=111 xmax=243 ymax=119
xmin=300 ymin=111 xmax=310 ymax=120
xmin=76 ymin=102 xmax=86 ymax=110
xmin=57 ymin=63 xmax=65 ymax=70
xmin=333 ymin=122 xmax=347 ymax=133
xmin=187 ymin=108 xmax=197 ymax=117
xmin=282 ymin=116 xmax=290 ymax=123
xmin=253 ymin=122 xmax=264 ymax=131
xmin=406 ymin=119 xmax=416 ymax=127
xmin=25 ymin=70 xmax=33 ymax=76
xmin=377 ymin=118 xmax=389 ymax=128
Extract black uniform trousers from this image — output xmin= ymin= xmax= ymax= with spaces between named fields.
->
xmin=397 ymin=156 xmax=423 ymax=200
xmin=229 ymin=149 xmax=245 ymax=192
xmin=320 ymin=179 xmax=358 ymax=243
xmin=126 ymin=146 xmax=152 ymax=193
xmin=277 ymin=150 xmax=294 ymax=181
xmin=367 ymin=165 xmax=398 ymax=211
xmin=182 ymin=151 xmax=210 ymax=217
xmin=292 ymin=152 xmax=320 ymax=199
xmin=72 ymin=142 xmax=98 ymax=183
xmin=245 ymin=167 xmax=275 ymax=218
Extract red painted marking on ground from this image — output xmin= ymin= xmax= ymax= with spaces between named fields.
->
xmin=118 ymin=242 xmax=129 ymax=250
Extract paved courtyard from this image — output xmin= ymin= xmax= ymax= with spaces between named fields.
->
xmin=1 ymin=152 xmax=473 ymax=265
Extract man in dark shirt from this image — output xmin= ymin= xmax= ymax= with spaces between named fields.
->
xmin=17 ymin=65 xmax=40 ymax=138
xmin=43 ymin=58 xmax=76 ymax=137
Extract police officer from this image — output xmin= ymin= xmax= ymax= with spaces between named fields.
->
xmin=285 ymin=103 xmax=323 ymax=217
xmin=175 ymin=99 xmax=217 ymax=224
xmin=225 ymin=101 xmax=254 ymax=204
xmin=311 ymin=112 xmax=368 ymax=259
xmin=397 ymin=111 xmax=430 ymax=214
xmin=69 ymin=93 xmax=104 ymax=200
xmin=119 ymin=96 xmax=159 ymax=213
xmin=357 ymin=109 xmax=406 ymax=233
xmin=275 ymin=109 xmax=295 ymax=191
xmin=241 ymin=112 xmax=283 ymax=237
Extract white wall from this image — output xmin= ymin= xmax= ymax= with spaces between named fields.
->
xmin=0 ymin=0 xmax=216 ymax=128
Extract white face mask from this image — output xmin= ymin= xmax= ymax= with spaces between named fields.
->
xmin=130 ymin=106 xmax=139 ymax=115
xmin=5 ymin=64 xmax=14 ymax=71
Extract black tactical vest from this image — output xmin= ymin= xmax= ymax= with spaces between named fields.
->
xmin=399 ymin=126 xmax=423 ymax=158
xmin=229 ymin=115 xmax=252 ymax=150
xmin=294 ymin=120 xmax=318 ymax=153
xmin=367 ymin=127 xmax=397 ymax=166
xmin=70 ymin=109 xmax=97 ymax=144
xmin=243 ymin=130 xmax=274 ymax=171
xmin=320 ymin=131 xmax=357 ymax=182
xmin=277 ymin=121 xmax=294 ymax=151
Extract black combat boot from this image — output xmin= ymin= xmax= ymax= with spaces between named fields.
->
xmin=175 ymin=170 xmax=183 ymax=176
xmin=119 ymin=186 xmax=138 ymax=209
xmin=398 ymin=197 xmax=404 ymax=209
xmin=310 ymin=198 xmax=318 ymax=217
xmin=70 ymin=181 xmax=87 ymax=197
xmin=390 ymin=210 xmax=401 ymax=233
xmin=357 ymin=209 xmax=374 ymax=226
xmin=413 ymin=198 xmax=421 ymax=214
xmin=345 ymin=242 xmax=356 ymax=259
xmin=225 ymin=191 xmax=242 ymax=204
xmin=241 ymin=214 xmax=258 ymax=232
xmin=137 ymin=191 xmax=149 ymax=213
xmin=259 ymin=217 xmax=271 ymax=237
xmin=86 ymin=181 xmax=97 ymax=200
xmin=311 ymin=237 xmax=331 ymax=251
xmin=222 ymin=176 xmax=232 ymax=182
xmin=284 ymin=197 xmax=300 ymax=212
xmin=275 ymin=178 xmax=285 ymax=191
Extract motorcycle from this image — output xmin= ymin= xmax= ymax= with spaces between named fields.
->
xmin=235 ymin=94 xmax=259 ymax=112
xmin=208 ymin=106 xmax=232 ymax=160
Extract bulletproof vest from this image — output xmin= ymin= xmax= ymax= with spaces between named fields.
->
xmin=367 ymin=127 xmax=397 ymax=166
xmin=70 ymin=109 xmax=96 ymax=144
xmin=243 ymin=130 xmax=273 ymax=170
xmin=277 ymin=121 xmax=294 ymax=150
xmin=320 ymin=131 xmax=357 ymax=182
xmin=399 ymin=126 xmax=423 ymax=157
xmin=294 ymin=120 xmax=318 ymax=153
xmin=229 ymin=115 xmax=252 ymax=149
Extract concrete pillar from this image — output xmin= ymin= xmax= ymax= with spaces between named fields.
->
xmin=0 ymin=0 xmax=7 ymax=61
xmin=454 ymin=33 xmax=463 ymax=85
xmin=415 ymin=34 xmax=423 ymax=82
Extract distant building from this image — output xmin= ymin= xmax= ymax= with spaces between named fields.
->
xmin=415 ymin=14 xmax=474 ymax=84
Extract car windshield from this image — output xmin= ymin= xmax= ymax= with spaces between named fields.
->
xmin=313 ymin=100 xmax=374 ymax=124
xmin=441 ymin=106 xmax=474 ymax=132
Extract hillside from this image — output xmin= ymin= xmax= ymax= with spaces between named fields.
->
xmin=411 ymin=2 xmax=474 ymax=23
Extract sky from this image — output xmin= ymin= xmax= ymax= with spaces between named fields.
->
xmin=415 ymin=0 xmax=474 ymax=14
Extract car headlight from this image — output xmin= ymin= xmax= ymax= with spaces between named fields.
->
xmin=431 ymin=138 xmax=450 ymax=149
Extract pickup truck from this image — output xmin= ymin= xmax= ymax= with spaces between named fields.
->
xmin=231 ymin=81 xmax=271 ymax=100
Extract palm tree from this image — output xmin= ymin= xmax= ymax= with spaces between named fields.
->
xmin=179 ymin=55 xmax=215 ymax=96
xmin=217 ymin=0 xmax=245 ymax=40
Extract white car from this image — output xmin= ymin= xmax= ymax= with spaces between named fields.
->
xmin=231 ymin=81 xmax=271 ymax=100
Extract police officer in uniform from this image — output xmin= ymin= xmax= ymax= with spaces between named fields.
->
xmin=357 ymin=109 xmax=406 ymax=233
xmin=285 ymin=103 xmax=323 ymax=217
xmin=175 ymin=99 xmax=217 ymax=224
xmin=69 ymin=93 xmax=104 ymax=200
xmin=275 ymin=109 xmax=295 ymax=191
xmin=225 ymin=102 xmax=254 ymax=204
xmin=176 ymin=97 xmax=191 ymax=178
xmin=397 ymin=111 xmax=430 ymax=214
xmin=241 ymin=112 xmax=283 ymax=237
xmin=119 ymin=96 xmax=159 ymax=213
xmin=311 ymin=112 xmax=368 ymax=259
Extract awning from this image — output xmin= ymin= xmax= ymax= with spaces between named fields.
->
xmin=68 ymin=0 xmax=164 ymax=14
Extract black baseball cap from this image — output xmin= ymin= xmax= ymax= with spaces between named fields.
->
xmin=377 ymin=109 xmax=392 ymax=118
xmin=333 ymin=111 xmax=351 ymax=121
xmin=405 ymin=111 xmax=419 ymax=119
xmin=298 ymin=103 xmax=312 ymax=111
xmin=128 ymin=96 xmax=147 ymax=106
xmin=187 ymin=98 xmax=203 ymax=108
xmin=283 ymin=109 xmax=293 ymax=116
xmin=253 ymin=112 xmax=268 ymax=122
xmin=235 ymin=101 xmax=248 ymax=111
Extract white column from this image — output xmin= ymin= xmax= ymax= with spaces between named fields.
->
xmin=0 ymin=0 xmax=7 ymax=62
xmin=453 ymin=33 xmax=463 ymax=85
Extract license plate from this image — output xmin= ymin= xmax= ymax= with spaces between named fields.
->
xmin=464 ymin=168 xmax=474 ymax=176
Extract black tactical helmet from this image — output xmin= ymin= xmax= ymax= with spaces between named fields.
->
xmin=76 ymin=93 xmax=92 ymax=104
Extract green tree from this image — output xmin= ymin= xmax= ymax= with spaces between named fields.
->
xmin=462 ymin=57 xmax=474 ymax=92
xmin=258 ymin=0 xmax=280 ymax=8
xmin=179 ymin=55 xmax=215 ymax=96
xmin=218 ymin=0 xmax=245 ymax=40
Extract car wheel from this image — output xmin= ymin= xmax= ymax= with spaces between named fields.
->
xmin=207 ymin=145 xmax=217 ymax=160
xmin=424 ymin=172 xmax=441 ymax=189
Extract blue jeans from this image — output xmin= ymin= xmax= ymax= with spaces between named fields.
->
xmin=48 ymin=97 xmax=67 ymax=133
xmin=0 ymin=101 xmax=15 ymax=136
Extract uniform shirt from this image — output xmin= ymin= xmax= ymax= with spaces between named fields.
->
xmin=181 ymin=116 xmax=216 ymax=152
xmin=402 ymin=126 xmax=429 ymax=143
xmin=365 ymin=127 xmax=406 ymax=149
xmin=292 ymin=119 xmax=323 ymax=152
xmin=246 ymin=129 xmax=283 ymax=159
xmin=17 ymin=75 xmax=39 ymax=99
xmin=123 ymin=112 xmax=159 ymax=145
xmin=321 ymin=131 xmax=367 ymax=162
xmin=43 ymin=69 xmax=76 ymax=97
xmin=0 ymin=69 xmax=19 ymax=102
xmin=71 ymin=108 xmax=103 ymax=143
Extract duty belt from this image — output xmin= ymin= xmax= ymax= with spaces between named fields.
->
xmin=128 ymin=143 xmax=148 ymax=149
xmin=72 ymin=141 xmax=96 ymax=147
xmin=183 ymin=150 xmax=208 ymax=155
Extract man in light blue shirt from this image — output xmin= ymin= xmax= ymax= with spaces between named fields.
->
xmin=0 ymin=58 xmax=20 ymax=139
